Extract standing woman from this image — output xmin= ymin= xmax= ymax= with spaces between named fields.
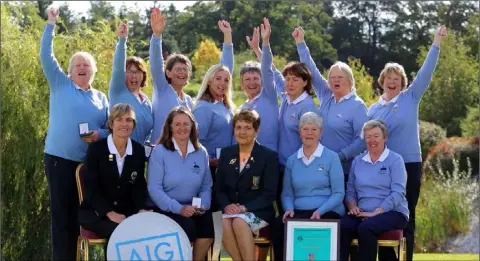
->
xmin=148 ymin=107 xmax=214 ymax=261
xmin=109 ymin=22 xmax=153 ymax=144
xmin=40 ymin=8 xmax=109 ymax=261
xmin=368 ymin=26 xmax=447 ymax=261
xmin=216 ymin=110 xmax=279 ymax=261
xmin=149 ymin=9 xmax=233 ymax=144
xmin=293 ymin=26 xmax=368 ymax=180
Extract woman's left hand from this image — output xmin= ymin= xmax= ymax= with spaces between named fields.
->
xmin=310 ymin=210 xmax=321 ymax=220
xmin=82 ymin=130 xmax=100 ymax=143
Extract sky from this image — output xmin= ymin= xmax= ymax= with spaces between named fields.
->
xmin=50 ymin=1 xmax=200 ymax=17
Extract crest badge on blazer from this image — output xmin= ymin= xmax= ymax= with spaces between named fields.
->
xmin=229 ymin=158 xmax=237 ymax=165
xmin=109 ymin=154 xmax=114 ymax=161
xmin=130 ymin=171 xmax=137 ymax=183
xmin=252 ymin=176 xmax=260 ymax=190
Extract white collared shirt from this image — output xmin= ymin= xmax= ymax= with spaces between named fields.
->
xmin=362 ymin=147 xmax=390 ymax=164
xmin=287 ymin=91 xmax=308 ymax=105
xmin=247 ymin=93 xmax=262 ymax=103
xmin=378 ymin=94 xmax=399 ymax=106
xmin=172 ymin=138 xmax=195 ymax=157
xmin=297 ymin=142 xmax=325 ymax=165
xmin=136 ymin=91 xmax=148 ymax=103
xmin=333 ymin=89 xmax=356 ymax=104
xmin=107 ymin=134 xmax=133 ymax=175
xmin=74 ymin=84 xmax=91 ymax=92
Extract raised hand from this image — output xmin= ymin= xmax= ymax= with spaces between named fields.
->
xmin=47 ymin=7 xmax=60 ymax=24
xmin=116 ymin=23 xmax=128 ymax=38
xmin=150 ymin=8 xmax=165 ymax=37
xmin=246 ymin=27 xmax=260 ymax=51
xmin=433 ymin=25 xmax=447 ymax=47
xmin=292 ymin=26 xmax=305 ymax=44
xmin=260 ymin=17 xmax=271 ymax=44
xmin=218 ymin=20 xmax=232 ymax=34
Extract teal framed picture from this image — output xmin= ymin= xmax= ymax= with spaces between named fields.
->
xmin=284 ymin=219 xmax=339 ymax=261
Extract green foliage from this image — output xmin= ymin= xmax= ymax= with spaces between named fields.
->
xmin=460 ymin=106 xmax=479 ymax=137
xmin=416 ymin=159 xmax=478 ymax=252
xmin=419 ymin=120 xmax=447 ymax=161
xmin=347 ymin=57 xmax=377 ymax=106
xmin=191 ymin=38 xmax=222 ymax=81
xmin=418 ymin=33 xmax=479 ymax=136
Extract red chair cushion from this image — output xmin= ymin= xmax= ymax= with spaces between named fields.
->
xmin=80 ymin=226 xmax=104 ymax=240
xmin=377 ymin=229 xmax=403 ymax=240
xmin=258 ymin=226 xmax=270 ymax=238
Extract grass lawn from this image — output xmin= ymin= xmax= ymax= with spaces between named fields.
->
xmin=218 ymin=253 xmax=479 ymax=261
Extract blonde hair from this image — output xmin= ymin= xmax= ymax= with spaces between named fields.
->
xmin=195 ymin=64 xmax=235 ymax=111
xmin=327 ymin=61 xmax=355 ymax=91
xmin=67 ymin=51 xmax=98 ymax=85
xmin=378 ymin=62 xmax=408 ymax=90
xmin=107 ymin=103 xmax=136 ymax=132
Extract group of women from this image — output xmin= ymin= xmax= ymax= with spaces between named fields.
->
xmin=41 ymin=6 xmax=446 ymax=261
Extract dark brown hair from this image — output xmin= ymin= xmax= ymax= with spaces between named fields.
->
xmin=164 ymin=54 xmax=192 ymax=84
xmin=233 ymin=109 xmax=261 ymax=132
xmin=126 ymin=56 xmax=148 ymax=87
xmin=282 ymin=61 xmax=314 ymax=96
xmin=157 ymin=106 xmax=200 ymax=151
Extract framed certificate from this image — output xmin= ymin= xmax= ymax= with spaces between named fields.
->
xmin=284 ymin=219 xmax=339 ymax=261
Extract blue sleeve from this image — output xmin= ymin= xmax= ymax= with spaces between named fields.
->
xmin=199 ymin=150 xmax=213 ymax=210
xmin=149 ymin=35 xmax=169 ymax=95
xmin=380 ymin=156 xmax=407 ymax=212
xmin=261 ymin=44 xmax=278 ymax=103
xmin=296 ymin=42 xmax=332 ymax=102
xmin=318 ymin=153 xmax=345 ymax=215
xmin=98 ymin=94 xmax=110 ymax=139
xmin=281 ymin=158 xmax=295 ymax=211
xmin=339 ymin=102 xmax=368 ymax=161
xmin=193 ymin=105 xmax=212 ymax=146
xmin=39 ymin=23 xmax=70 ymax=92
xmin=406 ymin=45 xmax=440 ymax=101
xmin=108 ymin=38 xmax=127 ymax=102
xmin=274 ymin=69 xmax=285 ymax=97
xmin=345 ymin=158 xmax=358 ymax=203
xmin=220 ymin=43 xmax=234 ymax=74
xmin=147 ymin=148 xmax=183 ymax=214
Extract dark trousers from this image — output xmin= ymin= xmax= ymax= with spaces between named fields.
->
xmin=153 ymin=208 xmax=215 ymax=242
xmin=271 ymin=210 xmax=340 ymax=261
xmin=276 ymin=164 xmax=285 ymax=216
xmin=378 ymin=162 xmax=422 ymax=261
xmin=340 ymin=211 xmax=408 ymax=261
xmin=210 ymin=166 xmax=218 ymax=211
xmin=44 ymin=153 xmax=81 ymax=261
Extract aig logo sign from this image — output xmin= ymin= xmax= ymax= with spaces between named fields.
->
xmin=108 ymin=213 xmax=192 ymax=261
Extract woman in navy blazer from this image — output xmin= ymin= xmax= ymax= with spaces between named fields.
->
xmin=216 ymin=110 xmax=279 ymax=261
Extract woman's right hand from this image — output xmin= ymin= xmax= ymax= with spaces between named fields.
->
xmin=106 ymin=211 xmax=126 ymax=224
xmin=47 ymin=7 xmax=59 ymax=25
xmin=116 ymin=23 xmax=128 ymax=38
xmin=348 ymin=206 xmax=362 ymax=216
xmin=292 ymin=26 xmax=305 ymax=44
xmin=282 ymin=210 xmax=295 ymax=223
xmin=224 ymin=204 xmax=241 ymax=215
xmin=260 ymin=17 xmax=271 ymax=44
xmin=246 ymin=27 xmax=260 ymax=51
xmin=180 ymin=205 xmax=196 ymax=218
xmin=150 ymin=8 xmax=165 ymax=37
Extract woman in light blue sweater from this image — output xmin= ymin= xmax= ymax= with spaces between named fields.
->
xmin=271 ymin=112 xmax=345 ymax=261
xmin=40 ymin=8 xmax=109 ymax=261
xmin=368 ymin=26 xmax=447 ymax=261
xmin=109 ymin=22 xmax=153 ymax=144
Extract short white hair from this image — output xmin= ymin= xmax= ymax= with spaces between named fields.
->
xmin=361 ymin=120 xmax=388 ymax=139
xmin=327 ymin=61 xmax=355 ymax=91
xmin=68 ymin=51 xmax=98 ymax=83
xmin=299 ymin=112 xmax=323 ymax=130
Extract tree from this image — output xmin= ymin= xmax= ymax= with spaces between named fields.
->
xmin=418 ymin=33 xmax=479 ymax=136
xmin=348 ymin=57 xmax=377 ymax=106
xmin=191 ymin=39 xmax=222 ymax=81
xmin=460 ymin=106 xmax=479 ymax=137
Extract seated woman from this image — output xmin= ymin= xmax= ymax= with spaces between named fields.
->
xmin=79 ymin=104 xmax=149 ymax=239
xmin=147 ymin=106 xmax=213 ymax=261
xmin=340 ymin=120 xmax=409 ymax=261
xmin=216 ymin=110 xmax=279 ymax=261
xmin=271 ymin=112 xmax=345 ymax=261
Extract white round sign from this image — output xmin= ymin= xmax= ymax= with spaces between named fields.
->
xmin=107 ymin=212 xmax=192 ymax=261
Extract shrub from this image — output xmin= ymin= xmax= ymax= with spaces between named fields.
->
xmin=460 ymin=106 xmax=479 ymax=137
xmin=419 ymin=120 xmax=447 ymax=161
xmin=424 ymin=137 xmax=479 ymax=177
xmin=191 ymin=38 xmax=221 ymax=81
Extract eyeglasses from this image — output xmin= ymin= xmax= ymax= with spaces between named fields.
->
xmin=172 ymin=67 xmax=189 ymax=73
xmin=126 ymin=70 xmax=142 ymax=76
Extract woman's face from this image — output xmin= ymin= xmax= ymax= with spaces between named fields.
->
xmin=300 ymin=122 xmax=322 ymax=147
xmin=328 ymin=66 xmax=351 ymax=98
xmin=70 ymin=56 xmax=94 ymax=88
xmin=364 ymin=127 xmax=387 ymax=154
xmin=125 ymin=64 xmax=144 ymax=91
xmin=112 ymin=113 xmax=135 ymax=138
xmin=241 ymin=71 xmax=262 ymax=100
xmin=285 ymin=73 xmax=307 ymax=100
xmin=234 ymin=120 xmax=257 ymax=146
xmin=166 ymin=62 xmax=190 ymax=88
xmin=381 ymin=71 xmax=403 ymax=99
xmin=171 ymin=113 xmax=192 ymax=142
xmin=208 ymin=70 xmax=230 ymax=100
